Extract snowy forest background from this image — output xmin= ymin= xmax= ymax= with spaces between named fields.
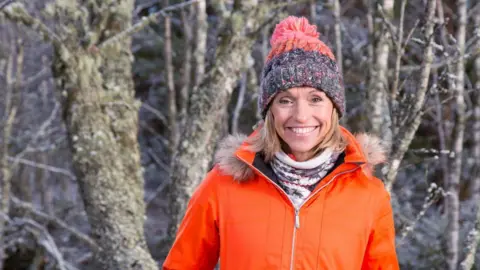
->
xmin=0 ymin=0 xmax=479 ymax=269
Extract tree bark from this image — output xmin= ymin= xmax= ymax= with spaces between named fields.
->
xmin=460 ymin=2 xmax=479 ymax=269
xmin=48 ymin=1 xmax=157 ymax=269
xmin=231 ymin=72 xmax=247 ymax=134
xmin=164 ymin=15 xmax=179 ymax=153
xmin=366 ymin=0 xmax=392 ymax=145
xmin=193 ymin=0 xmax=207 ymax=88
xmin=0 ymin=107 xmax=15 ymax=270
xmin=180 ymin=7 xmax=193 ymax=124
xmin=0 ymin=33 xmax=17 ymax=268
xmin=163 ymin=0 xmax=274 ymax=253
xmin=332 ymin=0 xmax=342 ymax=75
xmin=446 ymin=1 xmax=467 ymax=269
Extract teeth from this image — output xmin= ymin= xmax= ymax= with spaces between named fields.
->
xmin=291 ymin=127 xmax=316 ymax=134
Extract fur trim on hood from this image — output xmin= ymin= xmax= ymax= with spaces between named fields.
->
xmin=214 ymin=132 xmax=387 ymax=182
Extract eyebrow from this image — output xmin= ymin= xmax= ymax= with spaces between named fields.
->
xmin=280 ymin=89 xmax=324 ymax=98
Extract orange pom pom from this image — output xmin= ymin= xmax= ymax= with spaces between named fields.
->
xmin=270 ymin=16 xmax=319 ymax=47
xmin=267 ymin=16 xmax=335 ymax=61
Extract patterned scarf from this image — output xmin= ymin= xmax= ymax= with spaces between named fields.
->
xmin=270 ymin=149 xmax=340 ymax=208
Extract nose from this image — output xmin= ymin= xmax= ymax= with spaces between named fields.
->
xmin=294 ymin=101 xmax=309 ymax=123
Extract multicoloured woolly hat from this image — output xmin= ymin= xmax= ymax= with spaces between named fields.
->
xmin=259 ymin=16 xmax=345 ymax=118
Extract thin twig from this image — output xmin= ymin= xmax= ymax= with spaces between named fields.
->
xmin=400 ymin=50 xmax=480 ymax=72
xmin=10 ymin=197 xmax=99 ymax=251
xmin=11 ymin=218 xmax=67 ymax=270
xmin=377 ymin=2 xmax=399 ymax=49
xmin=6 ymin=155 xmax=76 ymax=180
xmin=1 ymin=2 xmax=63 ymax=47
xmin=140 ymin=102 xmax=168 ymax=127
xmin=333 ymin=0 xmax=343 ymax=74
xmin=97 ymin=0 xmax=202 ymax=50
xmin=21 ymin=66 xmax=50 ymax=88
xmin=10 ymin=101 xmax=60 ymax=169
xmin=396 ymin=183 xmax=445 ymax=247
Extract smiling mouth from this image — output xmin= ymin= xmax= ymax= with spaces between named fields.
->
xmin=287 ymin=126 xmax=318 ymax=134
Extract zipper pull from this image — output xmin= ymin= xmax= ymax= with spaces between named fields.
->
xmin=295 ymin=210 xmax=300 ymax=228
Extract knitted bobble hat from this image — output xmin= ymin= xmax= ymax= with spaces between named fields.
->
xmin=259 ymin=16 xmax=345 ymax=118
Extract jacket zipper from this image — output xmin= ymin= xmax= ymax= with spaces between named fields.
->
xmin=236 ymin=155 xmax=360 ymax=270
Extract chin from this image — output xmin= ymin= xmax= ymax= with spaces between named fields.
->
xmin=287 ymin=143 xmax=317 ymax=154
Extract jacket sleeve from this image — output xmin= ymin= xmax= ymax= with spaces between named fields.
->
xmin=361 ymin=186 xmax=400 ymax=270
xmin=163 ymin=169 xmax=220 ymax=270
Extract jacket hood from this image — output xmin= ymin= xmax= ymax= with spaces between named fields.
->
xmin=214 ymin=128 xmax=388 ymax=182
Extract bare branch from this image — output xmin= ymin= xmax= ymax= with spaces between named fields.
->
xmin=396 ymin=183 xmax=445 ymax=247
xmin=400 ymin=48 xmax=480 ymax=72
xmin=21 ymin=65 xmax=50 ymax=88
xmin=10 ymin=218 xmax=67 ymax=270
xmin=460 ymin=5 xmax=480 ymax=270
xmin=377 ymin=2 xmax=399 ymax=49
xmin=391 ymin=0 xmax=407 ymax=103
xmin=6 ymin=155 xmax=76 ymax=180
xmin=333 ymin=0 xmax=343 ymax=74
xmin=141 ymin=102 xmax=168 ymax=127
xmin=97 ymin=0 xmax=202 ymax=50
xmin=10 ymin=197 xmax=99 ymax=251
xmin=179 ymin=8 xmax=193 ymax=124
xmin=309 ymin=0 xmax=316 ymax=23
xmin=432 ymin=70 xmax=450 ymax=185
xmin=13 ymin=38 xmax=23 ymax=95
xmin=446 ymin=0 xmax=467 ymax=267
xmin=385 ymin=0 xmax=437 ymax=191
xmin=1 ymin=2 xmax=63 ymax=47
xmin=164 ymin=15 xmax=179 ymax=154
xmin=231 ymin=72 xmax=247 ymax=134
xmin=0 ymin=108 xmax=16 ymax=269
xmin=193 ymin=0 xmax=207 ymax=88
xmin=10 ymin=101 xmax=60 ymax=168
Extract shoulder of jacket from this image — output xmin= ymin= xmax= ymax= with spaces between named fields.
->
xmin=213 ymin=134 xmax=255 ymax=182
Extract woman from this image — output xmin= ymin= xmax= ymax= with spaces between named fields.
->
xmin=163 ymin=16 xmax=399 ymax=270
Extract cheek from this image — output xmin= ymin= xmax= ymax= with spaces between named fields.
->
xmin=271 ymin=108 xmax=289 ymax=129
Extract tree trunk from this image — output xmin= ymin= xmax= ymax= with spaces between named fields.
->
xmin=163 ymin=0 xmax=274 ymax=253
xmin=49 ymin=1 xmax=157 ymax=269
xmin=0 ymin=106 xmax=15 ymax=270
xmin=446 ymin=0 xmax=467 ymax=269
xmin=180 ymin=7 xmax=193 ymax=124
xmin=0 ymin=32 xmax=17 ymax=268
xmin=165 ymin=15 xmax=179 ymax=153
xmin=193 ymin=0 xmax=207 ymax=88
xmin=460 ymin=29 xmax=480 ymax=267
xmin=332 ymin=0 xmax=342 ymax=75
xmin=366 ymin=0 xmax=392 ymax=145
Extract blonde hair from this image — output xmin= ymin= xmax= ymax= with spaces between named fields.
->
xmin=246 ymin=109 xmax=347 ymax=162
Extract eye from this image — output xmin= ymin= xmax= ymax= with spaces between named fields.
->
xmin=311 ymin=96 xmax=323 ymax=103
xmin=278 ymin=98 xmax=292 ymax=104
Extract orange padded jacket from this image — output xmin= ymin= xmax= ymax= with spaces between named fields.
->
xmin=163 ymin=127 xmax=399 ymax=270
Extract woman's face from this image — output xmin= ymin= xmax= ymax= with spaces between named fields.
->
xmin=270 ymin=87 xmax=334 ymax=161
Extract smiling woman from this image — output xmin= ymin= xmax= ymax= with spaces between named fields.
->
xmin=163 ymin=16 xmax=400 ymax=270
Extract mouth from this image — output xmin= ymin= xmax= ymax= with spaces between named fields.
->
xmin=286 ymin=126 xmax=318 ymax=135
